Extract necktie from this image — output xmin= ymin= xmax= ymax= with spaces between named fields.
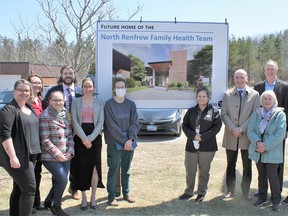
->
xmin=239 ymin=90 xmax=243 ymax=104
xmin=67 ymin=88 xmax=72 ymax=111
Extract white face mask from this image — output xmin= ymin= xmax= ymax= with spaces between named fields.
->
xmin=115 ymin=88 xmax=126 ymax=98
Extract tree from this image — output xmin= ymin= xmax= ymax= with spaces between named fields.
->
xmin=187 ymin=45 xmax=212 ymax=86
xmin=14 ymin=0 xmax=143 ymax=78
xmin=0 ymin=36 xmax=16 ymax=61
xmin=128 ymin=54 xmax=147 ymax=81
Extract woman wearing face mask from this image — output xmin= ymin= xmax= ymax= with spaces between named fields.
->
xmin=71 ymin=78 xmax=105 ymax=210
xmin=104 ymin=78 xmax=139 ymax=206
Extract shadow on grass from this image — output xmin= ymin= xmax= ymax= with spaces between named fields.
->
xmin=59 ymin=194 xmax=288 ymax=216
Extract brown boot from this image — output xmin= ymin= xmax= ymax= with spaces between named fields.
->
xmin=123 ymin=195 xmax=135 ymax=203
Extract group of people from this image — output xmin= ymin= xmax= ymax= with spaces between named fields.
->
xmin=0 ymin=66 xmax=138 ymax=216
xmin=179 ymin=60 xmax=288 ymax=212
xmin=1 ymin=59 xmax=288 ymax=215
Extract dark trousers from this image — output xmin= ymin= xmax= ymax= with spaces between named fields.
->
xmin=33 ymin=159 xmax=42 ymax=207
xmin=69 ymin=157 xmax=76 ymax=191
xmin=278 ymin=140 xmax=285 ymax=192
xmin=116 ymin=166 xmax=121 ymax=196
xmin=107 ymin=144 xmax=134 ymax=200
xmin=278 ymin=163 xmax=284 ymax=192
xmin=256 ymin=162 xmax=281 ymax=204
xmin=5 ymin=161 xmax=36 ymax=216
xmin=225 ymin=149 xmax=251 ymax=195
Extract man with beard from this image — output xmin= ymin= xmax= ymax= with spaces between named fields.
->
xmin=45 ymin=65 xmax=82 ymax=200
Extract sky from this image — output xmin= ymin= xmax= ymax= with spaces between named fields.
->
xmin=0 ymin=0 xmax=288 ymax=40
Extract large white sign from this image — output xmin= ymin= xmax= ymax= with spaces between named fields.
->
xmin=96 ymin=20 xmax=228 ymax=108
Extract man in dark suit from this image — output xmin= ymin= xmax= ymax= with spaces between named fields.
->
xmin=45 ymin=65 xmax=82 ymax=200
xmin=253 ymin=59 xmax=288 ymax=204
xmin=45 ymin=65 xmax=82 ymax=109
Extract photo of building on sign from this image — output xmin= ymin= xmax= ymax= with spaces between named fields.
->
xmin=112 ymin=43 xmax=213 ymax=100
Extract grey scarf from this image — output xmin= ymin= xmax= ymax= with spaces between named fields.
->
xmin=259 ymin=106 xmax=276 ymax=134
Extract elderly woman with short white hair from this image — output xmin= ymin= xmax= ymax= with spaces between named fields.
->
xmin=248 ymin=90 xmax=286 ymax=211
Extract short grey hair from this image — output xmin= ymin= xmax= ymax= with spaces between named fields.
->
xmin=260 ymin=90 xmax=278 ymax=107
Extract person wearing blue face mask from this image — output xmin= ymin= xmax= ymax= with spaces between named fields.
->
xmin=104 ymin=78 xmax=139 ymax=206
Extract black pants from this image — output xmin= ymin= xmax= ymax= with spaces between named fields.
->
xmin=33 ymin=159 xmax=42 ymax=207
xmin=225 ymin=149 xmax=251 ymax=195
xmin=256 ymin=162 xmax=281 ymax=204
xmin=69 ymin=156 xmax=76 ymax=191
xmin=5 ymin=161 xmax=36 ymax=216
xmin=278 ymin=140 xmax=285 ymax=192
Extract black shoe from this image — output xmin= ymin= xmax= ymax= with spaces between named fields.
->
xmin=80 ymin=205 xmax=88 ymax=210
xmin=34 ymin=204 xmax=45 ymax=210
xmin=254 ymin=190 xmax=259 ymax=197
xmin=53 ymin=206 xmax=69 ymax=216
xmin=90 ymin=204 xmax=97 ymax=209
xmin=195 ymin=194 xmax=204 ymax=203
xmin=271 ymin=203 xmax=281 ymax=211
xmin=32 ymin=209 xmax=36 ymax=214
xmin=282 ymin=196 xmax=288 ymax=205
xmin=44 ymin=200 xmax=56 ymax=215
xmin=254 ymin=199 xmax=268 ymax=207
xmin=179 ymin=193 xmax=193 ymax=200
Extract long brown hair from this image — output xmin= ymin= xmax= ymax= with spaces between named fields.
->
xmin=27 ymin=74 xmax=44 ymax=98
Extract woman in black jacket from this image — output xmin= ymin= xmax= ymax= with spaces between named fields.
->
xmin=0 ymin=79 xmax=41 ymax=216
xmin=179 ymin=87 xmax=222 ymax=203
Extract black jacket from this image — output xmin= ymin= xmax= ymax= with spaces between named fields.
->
xmin=0 ymin=99 xmax=40 ymax=169
xmin=182 ymin=104 xmax=222 ymax=153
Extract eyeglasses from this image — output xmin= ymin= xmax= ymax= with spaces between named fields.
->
xmin=50 ymin=99 xmax=64 ymax=102
xmin=16 ymin=89 xmax=30 ymax=93
xmin=115 ymin=87 xmax=126 ymax=89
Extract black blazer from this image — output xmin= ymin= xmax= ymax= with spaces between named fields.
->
xmin=254 ymin=79 xmax=288 ymax=130
xmin=0 ymin=99 xmax=40 ymax=169
xmin=182 ymin=104 xmax=222 ymax=153
xmin=44 ymin=84 xmax=82 ymax=108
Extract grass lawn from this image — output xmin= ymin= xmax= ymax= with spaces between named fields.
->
xmin=0 ymin=127 xmax=288 ymax=215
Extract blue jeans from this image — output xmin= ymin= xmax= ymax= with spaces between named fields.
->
xmin=107 ymin=144 xmax=134 ymax=199
xmin=42 ymin=161 xmax=70 ymax=206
